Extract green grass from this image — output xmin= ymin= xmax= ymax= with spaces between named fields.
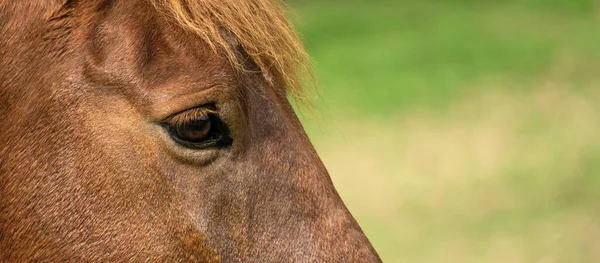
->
xmin=289 ymin=1 xmax=600 ymax=262
xmin=291 ymin=0 xmax=600 ymax=115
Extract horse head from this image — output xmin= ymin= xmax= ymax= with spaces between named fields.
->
xmin=0 ymin=1 xmax=381 ymax=262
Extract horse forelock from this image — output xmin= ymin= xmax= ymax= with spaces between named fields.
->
xmin=149 ymin=0 xmax=314 ymax=102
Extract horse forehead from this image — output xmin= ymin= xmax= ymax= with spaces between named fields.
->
xmin=82 ymin=1 xmax=238 ymax=97
xmin=88 ymin=1 xmax=219 ymax=63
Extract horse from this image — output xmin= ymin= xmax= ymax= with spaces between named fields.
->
xmin=0 ymin=0 xmax=381 ymax=262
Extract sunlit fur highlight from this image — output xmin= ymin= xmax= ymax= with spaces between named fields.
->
xmin=150 ymin=0 xmax=313 ymax=101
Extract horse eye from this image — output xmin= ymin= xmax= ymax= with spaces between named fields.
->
xmin=163 ymin=107 xmax=230 ymax=149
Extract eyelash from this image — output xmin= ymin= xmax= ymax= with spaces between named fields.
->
xmin=167 ymin=108 xmax=216 ymax=127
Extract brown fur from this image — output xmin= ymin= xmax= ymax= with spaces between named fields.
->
xmin=0 ymin=1 xmax=381 ymax=262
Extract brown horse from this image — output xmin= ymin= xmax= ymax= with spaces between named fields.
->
xmin=0 ymin=1 xmax=381 ymax=262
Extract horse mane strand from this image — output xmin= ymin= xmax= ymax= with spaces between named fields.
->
xmin=150 ymin=0 xmax=313 ymax=101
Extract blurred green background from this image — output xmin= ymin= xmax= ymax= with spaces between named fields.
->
xmin=289 ymin=0 xmax=600 ymax=262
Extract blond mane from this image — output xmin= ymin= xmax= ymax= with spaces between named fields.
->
xmin=150 ymin=0 xmax=312 ymax=101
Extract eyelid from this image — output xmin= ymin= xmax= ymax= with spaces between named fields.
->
xmin=148 ymin=84 xmax=230 ymax=122
xmin=165 ymin=106 xmax=216 ymax=126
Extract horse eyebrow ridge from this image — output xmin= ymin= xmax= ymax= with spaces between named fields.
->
xmin=150 ymin=0 xmax=315 ymax=102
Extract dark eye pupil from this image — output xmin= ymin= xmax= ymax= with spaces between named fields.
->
xmin=175 ymin=115 xmax=211 ymax=142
